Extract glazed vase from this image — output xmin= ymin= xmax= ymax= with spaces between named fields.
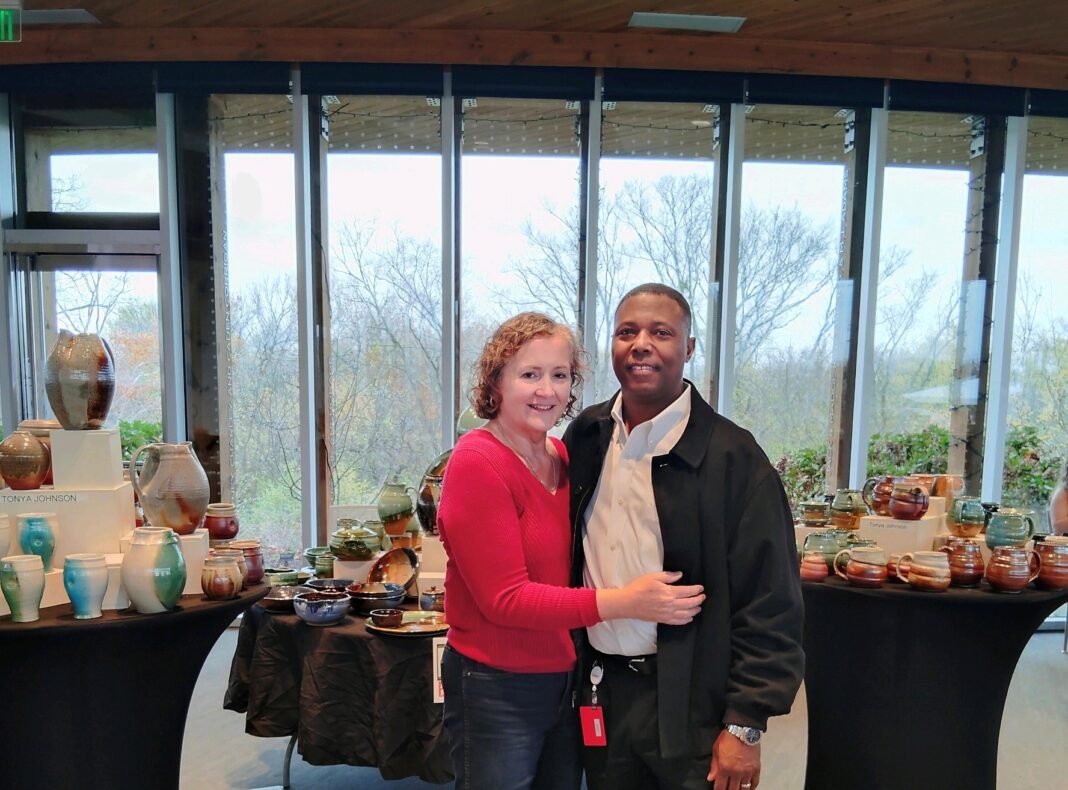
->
xmin=17 ymin=512 xmax=57 ymax=572
xmin=985 ymin=508 xmax=1036 ymax=550
xmin=129 ymin=442 xmax=210 ymax=535
xmin=44 ymin=330 xmax=116 ymax=430
xmin=0 ymin=430 xmax=50 ymax=490
xmin=416 ymin=449 xmax=451 ymax=535
xmin=121 ymin=527 xmax=187 ymax=613
xmin=378 ymin=479 xmax=415 ymax=537
xmin=203 ymin=503 xmax=240 ymax=541
xmin=16 ymin=419 xmax=60 ymax=485
xmin=201 ymin=555 xmax=241 ymax=600
xmin=861 ymin=475 xmax=896 ymax=516
xmin=211 ymin=549 xmax=248 ymax=590
xmin=0 ymin=554 xmax=46 ymax=622
xmin=985 ymin=547 xmax=1040 ymax=593
xmin=63 ymin=553 xmax=109 ymax=619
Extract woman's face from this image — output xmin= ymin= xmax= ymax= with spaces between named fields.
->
xmin=494 ymin=332 xmax=573 ymax=435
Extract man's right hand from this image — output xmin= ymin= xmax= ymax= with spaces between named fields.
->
xmin=596 ymin=571 xmax=705 ymax=624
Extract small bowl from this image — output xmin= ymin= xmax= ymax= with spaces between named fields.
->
xmin=306 ymin=577 xmax=355 ymax=594
xmin=259 ymin=585 xmax=312 ymax=612
xmin=293 ymin=591 xmax=352 ymax=626
xmin=369 ymin=608 xmax=404 ymax=627
xmin=296 ymin=568 xmax=315 ymax=584
xmin=263 ymin=567 xmax=298 ymax=586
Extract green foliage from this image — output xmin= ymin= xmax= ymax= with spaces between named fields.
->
xmin=118 ymin=419 xmax=162 ymax=460
xmin=775 ymin=446 xmax=828 ymax=507
xmin=866 ymin=425 xmax=950 ymax=478
xmin=1001 ymin=424 xmax=1064 ymax=510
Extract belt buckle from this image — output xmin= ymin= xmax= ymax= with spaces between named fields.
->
xmin=626 ymin=657 xmax=646 ymax=673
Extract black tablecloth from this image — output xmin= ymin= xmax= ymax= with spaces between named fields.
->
xmin=803 ymin=577 xmax=1068 ymax=790
xmin=224 ymin=603 xmax=453 ymax=783
xmin=0 ymin=586 xmax=267 ymax=790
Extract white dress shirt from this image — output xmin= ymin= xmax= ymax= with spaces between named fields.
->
xmin=583 ymin=384 xmax=692 ymax=655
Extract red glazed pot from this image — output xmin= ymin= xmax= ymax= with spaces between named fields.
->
xmin=887 ymin=483 xmax=930 ymax=520
xmin=1034 ymin=540 xmax=1068 ymax=591
xmin=229 ymin=539 xmax=264 ymax=585
xmin=203 ymin=503 xmax=239 ymax=541
xmin=944 ymin=538 xmax=985 ymax=587
xmin=985 ymin=547 xmax=1040 ymax=593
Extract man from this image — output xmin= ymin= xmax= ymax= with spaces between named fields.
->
xmin=564 ymin=283 xmax=804 ymax=790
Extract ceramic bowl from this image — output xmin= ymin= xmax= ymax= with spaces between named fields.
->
xmin=259 ymin=584 xmax=312 ymax=611
xmin=293 ymin=591 xmax=352 ymax=626
xmin=263 ymin=567 xmax=298 ymax=586
xmin=367 ymin=548 xmax=420 ymax=592
xmin=306 ymin=577 xmax=355 ymax=594
xmin=346 ymin=581 xmax=406 ymax=614
xmin=369 ymin=608 xmax=405 ymax=627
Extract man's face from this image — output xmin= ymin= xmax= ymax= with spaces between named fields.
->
xmin=611 ymin=293 xmax=695 ymax=411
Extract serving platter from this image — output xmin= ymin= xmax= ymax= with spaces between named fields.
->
xmin=365 ymin=611 xmax=448 ymax=637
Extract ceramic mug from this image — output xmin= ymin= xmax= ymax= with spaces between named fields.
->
xmin=63 ymin=553 xmax=109 ymax=620
xmin=943 ymin=538 xmax=985 ymax=587
xmin=1034 ymin=539 xmax=1068 ymax=591
xmin=1 ymin=554 xmax=46 ymax=622
xmin=833 ymin=547 xmax=888 ymax=588
xmin=985 ymin=546 xmax=1041 ymax=593
xmin=800 ymin=552 xmax=829 ymax=582
xmin=896 ymin=551 xmax=951 ymax=591
xmin=949 ymin=496 xmax=988 ymax=538
xmin=985 ymin=508 xmax=1036 ymax=550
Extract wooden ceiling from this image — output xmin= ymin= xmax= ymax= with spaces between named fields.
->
xmin=9 ymin=1 xmax=1068 ymax=90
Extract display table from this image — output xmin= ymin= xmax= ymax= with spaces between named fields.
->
xmin=802 ymin=577 xmax=1068 ymax=790
xmin=0 ymin=586 xmax=267 ymax=790
xmin=224 ymin=602 xmax=453 ymax=784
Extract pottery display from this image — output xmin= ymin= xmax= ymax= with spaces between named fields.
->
xmin=129 ymin=442 xmax=210 ymax=535
xmin=829 ymin=489 xmax=868 ymax=530
xmin=63 ymin=553 xmax=109 ymax=619
xmin=416 ymin=449 xmax=451 ymax=535
xmin=121 ymin=527 xmax=187 ymax=613
xmin=0 ymin=430 xmax=51 ymax=490
xmin=1033 ymin=538 xmax=1068 ymax=590
xmin=943 ymin=538 xmax=985 ymax=587
xmin=17 ymin=512 xmax=57 ymax=572
xmin=948 ymin=496 xmax=988 ymax=538
xmin=861 ymin=476 xmax=896 ymax=516
xmin=201 ymin=555 xmax=241 ymax=600
xmin=896 ymin=551 xmax=951 ymax=591
xmin=330 ymin=525 xmax=381 ymax=560
xmin=419 ymin=585 xmax=446 ymax=612
xmin=985 ymin=508 xmax=1036 ymax=550
xmin=833 ymin=546 xmax=888 ymax=588
xmin=378 ymin=478 xmax=416 ymax=537
xmin=228 ymin=540 xmax=264 ymax=584
xmin=887 ymin=482 xmax=930 ymax=520
xmin=985 ymin=547 xmax=1040 ymax=593
xmin=0 ymin=554 xmax=46 ymax=622
xmin=16 ymin=419 xmax=60 ymax=485
xmin=293 ymin=591 xmax=352 ymax=626
xmin=44 ymin=330 xmax=116 ymax=430
xmin=211 ymin=548 xmax=248 ymax=590
xmin=204 ymin=503 xmax=240 ymax=541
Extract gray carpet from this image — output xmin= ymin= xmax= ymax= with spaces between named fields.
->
xmin=181 ymin=629 xmax=1067 ymax=789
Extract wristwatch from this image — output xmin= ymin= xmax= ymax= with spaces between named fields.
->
xmin=725 ymin=724 xmax=763 ymax=746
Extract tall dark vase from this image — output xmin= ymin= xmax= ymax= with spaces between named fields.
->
xmin=44 ymin=330 xmax=116 ymax=430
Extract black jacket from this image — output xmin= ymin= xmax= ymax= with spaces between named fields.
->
xmin=563 ymin=385 xmax=804 ymax=759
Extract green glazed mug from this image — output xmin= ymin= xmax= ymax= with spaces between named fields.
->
xmin=985 ymin=508 xmax=1036 ymax=550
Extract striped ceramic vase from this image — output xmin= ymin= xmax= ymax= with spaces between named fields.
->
xmin=121 ymin=527 xmax=187 ymax=614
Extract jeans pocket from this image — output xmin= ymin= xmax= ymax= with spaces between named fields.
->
xmin=461 ymin=655 xmax=511 ymax=681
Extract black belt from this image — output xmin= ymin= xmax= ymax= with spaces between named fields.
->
xmin=590 ymin=649 xmax=657 ymax=676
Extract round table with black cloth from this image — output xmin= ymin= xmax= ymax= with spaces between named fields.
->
xmin=802 ymin=576 xmax=1068 ymax=790
xmin=224 ymin=602 xmax=453 ymax=784
xmin=0 ymin=586 xmax=267 ymax=790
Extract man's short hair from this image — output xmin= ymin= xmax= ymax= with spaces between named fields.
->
xmin=616 ymin=283 xmax=693 ymax=336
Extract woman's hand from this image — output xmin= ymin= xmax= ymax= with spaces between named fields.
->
xmin=596 ymin=571 xmax=705 ymax=624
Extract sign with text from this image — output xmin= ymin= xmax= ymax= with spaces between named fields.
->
xmin=0 ymin=491 xmax=87 ymax=505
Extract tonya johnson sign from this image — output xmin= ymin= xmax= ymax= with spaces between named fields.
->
xmin=0 ymin=492 xmax=87 ymax=505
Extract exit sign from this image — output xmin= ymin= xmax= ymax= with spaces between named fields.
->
xmin=0 ymin=2 xmax=20 ymax=43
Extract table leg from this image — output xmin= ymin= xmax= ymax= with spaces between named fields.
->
xmin=283 ymin=733 xmax=296 ymax=788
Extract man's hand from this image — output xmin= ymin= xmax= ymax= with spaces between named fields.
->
xmin=708 ymin=729 xmax=761 ymax=790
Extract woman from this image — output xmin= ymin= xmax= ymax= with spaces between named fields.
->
xmin=1050 ymin=459 xmax=1068 ymax=535
xmin=436 ymin=312 xmax=705 ymax=790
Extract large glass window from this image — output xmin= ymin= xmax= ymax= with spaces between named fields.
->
xmin=594 ymin=101 xmax=716 ymax=403
xmin=325 ymin=96 xmax=443 ymax=505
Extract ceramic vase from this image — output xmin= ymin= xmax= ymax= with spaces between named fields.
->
xmin=211 ymin=549 xmax=248 ymax=590
xmin=378 ymin=479 xmax=415 ymax=537
xmin=228 ymin=540 xmax=264 ymax=585
xmin=985 ymin=547 xmax=1040 ymax=593
xmin=201 ymin=555 xmax=241 ymax=600
xmin=129 ymin=442 xmax=210 ymax=535
xmin=1 ymin=554 xmax=46 ymax=622
xmin=0 ymin=430 xmax=51 ymax=490
xmin=44 ymin=330 xmax=116 ymax=430
xmin=203 ymin=503 xmax=240 ymax=541
xmin=416 ymin=449 xmax=451 ymax=535
xmin=17 ymin=419 xmax=60 ymax=485
xmin=63 ymin=553 xmax=109 ymax=619
xmin=17 ymin=512 xmax=57 ymax=572
xmin=121 ymin=527 xmax=187 ymax=613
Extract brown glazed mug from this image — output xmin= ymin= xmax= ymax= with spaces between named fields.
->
xmin=886 ymin=553 xmax=911 ymax=582
xmin=985 ymin=547 xmax=1041 ymax=593
xmin=942 ymin=537 xmax=985 ymax=587
xmin=896 ymin=551 xmax=951 ymax=591
xmin=833 ymin=547 xmax=888 ymax=588
xmin=887 ymin=482 xmax=930 ymax=521
xmin=1033 ymin=538 xmax=1068 ymax=591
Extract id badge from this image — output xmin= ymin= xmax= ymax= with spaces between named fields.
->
xmin=579 ymin=705 xmax=607 ymax=747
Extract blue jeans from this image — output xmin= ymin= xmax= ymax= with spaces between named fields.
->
xmin=441 ymin=645 xmax=582 ymax=790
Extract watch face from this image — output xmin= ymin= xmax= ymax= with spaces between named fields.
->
xmin=743 ymin=728 xmax=761 ymax=745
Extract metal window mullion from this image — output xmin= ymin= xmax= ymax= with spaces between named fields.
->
xmin=440 ymin=69 xmax=458 ymax=448
xmin=155 ymin=93 xmax=187 ymax=443
xmin=0 ymin=93 xmax=19 ymax=434
xmin=848 ymin=107 xmax=888 ymax=489
xmin=580 ymin=72 xmax=602 ymax=407
xmin=715 ymin=103 xmax=745 ymax=418
xmin=981 ymin=115 xmax=1028 ymax=502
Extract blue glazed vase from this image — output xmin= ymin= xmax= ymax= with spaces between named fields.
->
xmin=17 ymin=512 xmax=57 ymax=572
xmin=63 ymin=553 xmax=109 ymax=619
xmin=121 ymin=527 xmax=187 ymax=614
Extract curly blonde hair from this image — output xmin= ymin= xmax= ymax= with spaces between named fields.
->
xmin=470 ymin=312 xmax=584 ymax=421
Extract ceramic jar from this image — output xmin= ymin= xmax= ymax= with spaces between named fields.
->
xmin=303 ymin=547 xmax=334 ymax=577
xmin=0 ymin=554 xmax=46 ymax=622
xmin=17 ymin=419 xmax=60 ymax=485
xmin=985 ymin=508 xmax=1036 ymax=550
xmin=0 ymin=430 xmax=51 ymax=490
xmin=833 ymin=546 xmax=888 ymax=588
xmin=330 ymin=525 xmax=381 ymax=561
xmin=121 ymin=527 xmax=187 ymax=613
xmin=800 ymin=552 xmax=829 ymax=582
xmin=931 ymin=474 xmax=964 ymax=509
xmin=862 ymin=475 xmax=896 ymax=516
xmin=17 ymin=512 xmax=57 ymax=572
xmin=829 ymin=489 xmax=868 ymax=530
xmin=943 ymin=538 xmax=985 ymax=587
xmin=416 ymin=449 xmax=451 ymax=535
xmin=896 ymin=551 xmax=951 ymax=591
xmin=419 ymin=585 xmax=446 ymax=612
xmin=44 ymin=330 xmax=116 ymax=430
xmin=211 ymin=548 xmax=248 ymax=590
xmin=201 ymin=555 xmax=241 ymax=600
xmin=887 ymin=482 xmax=930 ymax=520
xmin=129 ymin=442 xmax=210 ymax=535
xmin=63 ymin=553 xmax=109 ymax=619
xmin=985 ymin=547 xmax=1040 ymax=593
xmin=203 ymin=503 xmax=239 ymax=541
xmin=378 ymin=479 xmax=416 ymax=537
xmin=1033 ymin=538 xmax=1068 ymax=591
xmin=226 ymin=540 xmax=264 ymax=585
xmin=948 ymin=496 xmax=988 ymax=538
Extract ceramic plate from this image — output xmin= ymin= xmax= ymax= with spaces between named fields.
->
xmin=365 ymin=611 xmax=448 ymax=637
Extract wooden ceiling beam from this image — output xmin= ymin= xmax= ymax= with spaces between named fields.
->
xmin=6 ymin=27 xmax=1068 ymax=91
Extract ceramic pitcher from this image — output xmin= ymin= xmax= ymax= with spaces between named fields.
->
xmin=44 ymin=330 xmax=116 ymax=430
xmin=377 ymin=477 xmax=415 ymax=537
xmin=129 ymin=442 xmax=210 ymax=535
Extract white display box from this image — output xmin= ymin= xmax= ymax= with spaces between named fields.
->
xmin=420 ymin=534 xmax=448 ymax=575
xmin=121 ymin=528 xmax=208 ymax=596
xmin=927 ymin=496 xmax=947 ymax=518
xmin=49 ymin=428 xmax=124 ymax=490
xmin=0 ymin=482 xmax=135 ymax=558
xmin=858 ymin=513 xmax=945 ymax=556
xmin=333 ymin=555 xmax=382 ymax=584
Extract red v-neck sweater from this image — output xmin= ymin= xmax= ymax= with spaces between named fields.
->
xmin=436 ymin=429 xmax=601 ymax=673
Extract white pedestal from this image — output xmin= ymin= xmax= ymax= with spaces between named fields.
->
xmin=858 ymin=513 xmax=945 ymax=556
xmin=49 ymin=428 xmax=123 ymax=489
xmin=927 ymin=496 xmax=947 ymax=518
xmin=0 ymin=482 xmax=135 ymax=558
xmin=121 ymin=528 xmax=209 ymax=596
xmin=333 ymin=555 xmax=382 ymax=584
xmin=420 ymin=534 xmax=448 ymax=574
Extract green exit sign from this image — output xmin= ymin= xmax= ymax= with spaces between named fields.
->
xmin=0 ymin=7 xmax=20 ymax=43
